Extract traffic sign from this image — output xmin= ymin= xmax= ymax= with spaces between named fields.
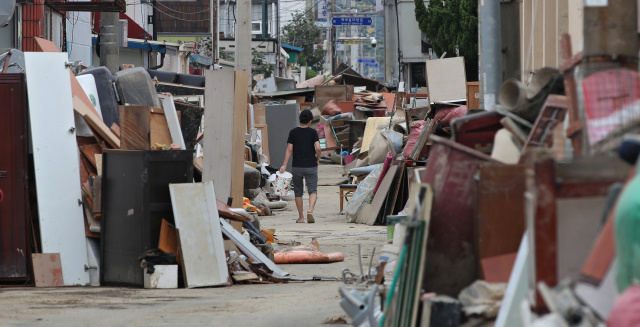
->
xmin=365 ymin=63 xmax=379 ymax=68
xmin=331 ymin=17 xmax=373 ymax=26
xmin=358 ymin=58 xmax=376 ymax=64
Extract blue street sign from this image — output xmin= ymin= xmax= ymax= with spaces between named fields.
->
xmin=331 ymin=17 xmax=373 ymax=26
xmin=357 ymin=58 xmax=376 ymax=64
xmin=364 ymin=63 xmax=379 ymax=68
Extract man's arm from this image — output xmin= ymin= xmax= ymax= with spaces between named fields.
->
xmin=279 ymin=143 xmax=294 ymax=174
xmin=314 ymin=141 xmax=321 ymax=167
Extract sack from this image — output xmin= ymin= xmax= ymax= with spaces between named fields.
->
xmin=272 ymin=171 xmax=293 ymax=196
xmin=402 ymin=121 xmax=430 ymax=159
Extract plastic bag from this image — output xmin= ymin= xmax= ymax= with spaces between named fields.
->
xmin=345 ymin=164 xmax=384 ymax=222
xmin=458 ymin=280 xmax=506 ymax=318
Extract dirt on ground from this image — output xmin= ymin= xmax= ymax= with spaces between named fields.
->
xmin=0 ymin=164 xmax=387 ymax=327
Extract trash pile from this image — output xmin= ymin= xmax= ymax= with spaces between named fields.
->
xmin=332 ymin=50 xmax=640 ymax=325
xmin=0 ymin=37 xmax=312 ymax=289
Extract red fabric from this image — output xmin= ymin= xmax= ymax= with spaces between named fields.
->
xmin=373 ymin=152 xmax=393 ymax=194
xmin=321 ymin=99 xmax=342 ymax=116
xmin=403 ymin=121 xmax=430 ymax=159
xmin=434 ymin=106 xmax=467 ymax=125
xmin=607 ymin=285 xmax=640 ymax=327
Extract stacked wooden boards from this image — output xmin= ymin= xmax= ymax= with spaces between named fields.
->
xmin=203 ymin=70 xmax=249 ymax=232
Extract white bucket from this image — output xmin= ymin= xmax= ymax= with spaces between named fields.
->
xmin=273 ymin=171 xmax=292 ymax=196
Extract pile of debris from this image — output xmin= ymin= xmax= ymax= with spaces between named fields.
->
xmin=0 ymin=38 xmax=306 ymax=289
xmin=329 ymin=53 xmax=640 ymax=325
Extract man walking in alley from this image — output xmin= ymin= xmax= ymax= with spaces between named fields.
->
xmin=279 ymin=109 xmax=321 ymax=223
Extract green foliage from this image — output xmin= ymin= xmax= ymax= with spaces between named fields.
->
xmin=306 ymin=68 xmax=318 ymax=79
xmin=252 ymin=52 xmax=274 ymax=78
xmin=282 ymin=11 xmax=326 ymax=72
xmin=414 ymin=0 xmax=478 ymax=81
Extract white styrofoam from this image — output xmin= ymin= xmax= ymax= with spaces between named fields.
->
xmin=169 ymin=181 xmax=229 ymax=288
xmin=144 ymin=266 xmax=178 ymax=289
xmin=158 ymin=94 xmax=186 ymax=150
xmin=76 ymin=74 xmax=104 ymax=119
xmin=495 ymin=232 xmax=530 ymax=327
xmin=25 ymin=52 xmax=90 ymax=286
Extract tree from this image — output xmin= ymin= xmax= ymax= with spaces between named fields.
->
xmin=414 ymin=0 xmax=478 ymax=81
xmin=281 ymin=11 xmax=326 ymax=73
xmin=252 ymin=52 xmax=274 ymax=78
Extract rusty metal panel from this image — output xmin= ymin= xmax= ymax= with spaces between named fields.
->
xmin=420 ymin=135 xmax=500 ymax=297
xmin=0 ymin=74 xmax=30 ymax=280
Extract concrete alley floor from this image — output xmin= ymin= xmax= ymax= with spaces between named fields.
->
xmin=0 ymin=164 xmax=387 ymax=327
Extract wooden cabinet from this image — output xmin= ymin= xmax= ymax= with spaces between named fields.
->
xmin=0 ymin=74 xmax=30 ymax=281
xmin=467 ymin=82 xmax=480 ymax=110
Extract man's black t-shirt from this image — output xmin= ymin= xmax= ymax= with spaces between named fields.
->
xmin=287 ymin=127 xmax=319 ymax=168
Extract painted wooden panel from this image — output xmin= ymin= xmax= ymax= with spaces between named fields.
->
xmin=425 ymin=57 xmax=467 ymax=102
xmin=25 ymin=52 xmax=90 ymax=286
xmin=119 ymin=105 xmax=150 ymax=150
xmin=32 ymin=253 xmax=64 ymax=287
xmin=169 ymin=181 xmax=229 ymax=288
xmin=495 ymin=233 xmax=531 ymax=327
xmin=158 ymin=94 xmax=186 ymax=149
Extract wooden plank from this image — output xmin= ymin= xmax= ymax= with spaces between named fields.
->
xmin=72 ymin=96 xmax=120 ymax=149
xmin=323 ymin=124 xmax=338 ymax=149
xmin=95 ymin=154 xmax=103 ymax=175
xmin=255 ymin=124 xmax=270 ymax=164
xmin=481 ymin=253 xmax=518 ymax=283
xmin=25 ymin=52 xmax=90 ymax=286
xmin=232 ymin=272 xmax=260 ymax=282
xmin=158 ymin=94 xmax=186 ymax=149
xmin=119 ymin=105 xmax=150 ymax=150
xmin=425 ymin=57 xmax=467 ymax=102
xmin=362 ymin=165 xmax=399 ymax=225
xmin=169 ymin=181 xmax=230 ymax=288
xmin=79 ymin=144 xmax=102 ymax=169
xmin=360 ymin=117 xmax=391 ymax=153
xmin=231 ymin=71 xmax=249 ymax=213
xmin=110 ymin=123 xmax=121 ymax=139
xmin=384 ymin=165 xmax=405 ymax=217
xmin=32 ymin=253 xmax=64 ymax=287
xmin=478 ymin=164 xmax=527 ymax=261
xmin=149 ymin=109 xmax=173 ymax=147
xmin=410 ymin=184 xmax=434 ymax=327
xmin=92 ymin=176 xmax=102 ymax=214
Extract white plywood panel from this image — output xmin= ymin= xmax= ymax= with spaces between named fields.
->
xmin=495 ymin=232 xmax=530 ymax=327
xmin=425 ymin=57 xmax=467 ymax=102
xmin=203 ymin=70 xmax=235 ymax=202
xmin=169 ymin=181 xmax=229 ymax=288
xmin=158 ymin=94 xmax=186 ymax=150
xmin=25 ymin=52 xmax=90 ymax=286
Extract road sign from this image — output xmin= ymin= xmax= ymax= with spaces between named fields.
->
xmin=365 ymin=63 xmax=379 ymax=68
xmin=342 ymin=39 xmax=360 ymax=45
xmin=331 ymin=17 xmax=373 ymax=26
xmin=357 ymin=58 xmax=376 ymax=64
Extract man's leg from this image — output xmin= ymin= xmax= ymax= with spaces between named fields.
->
xmin=291 ymin=168 xmax=305 ymax=222
xmin=306 ymin=167 xmax=318 ymax=214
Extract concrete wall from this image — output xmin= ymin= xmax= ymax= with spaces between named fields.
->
xmin=66 ymin=11 xmax=93 ymax=67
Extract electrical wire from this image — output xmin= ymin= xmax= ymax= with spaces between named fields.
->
xmin=155 ymin=1 xmax=210 ymax=14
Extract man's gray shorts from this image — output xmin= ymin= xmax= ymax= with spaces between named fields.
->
xmin=291 ymin=167 xmax=318 ymax=197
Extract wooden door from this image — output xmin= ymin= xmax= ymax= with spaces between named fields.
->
xmin=0 ymin=74 xmax=30 ymax=280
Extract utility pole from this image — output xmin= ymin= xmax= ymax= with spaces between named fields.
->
xmin=383 ymin=0 xmax=398 ymax=86
xmin=480 ymin=0 xmax=501 ymax=110
xmin=100 ymin=12 xmax=120 ymax=74
xmin=262 ymin=0 xmax=268 ymax=39
xmin=211 ymin=0 xmax=218 ymax=63
xmin=235 ymin=0 xmax=252 ymax=78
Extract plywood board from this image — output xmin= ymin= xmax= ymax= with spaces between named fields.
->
xmin=119 ymin=105 xmax=150 ymax=150
xmin=323 ymin=124 xmax=338 ymax=149
xmin=149 ymin=109 xmax=173 ymax=146
xmin=495 ymin=233 xmax=530 ymax=327
xmin=360 ymin=117 xmax=390 ymax=152
xmin=315 ymin=85 xmax=349 ymax=110
xmin=25 ymin=52 xmax=90 ymax=286
xmin=254 ymin=103 xmax=266 ymax=124
xmin=72 ymin=96 xmax=120 ymax=148
xmin=479 ymin=165 xmax=527 ymax=260
xmin=482 ymin=253 xmax=518 ymax=283
xmin=426 ymin=57 xmax=467 ymax=102
xmin=231 ymin=72 xmax=249 ymax=211
xmin=204 ymin=70 xmax=235 ymax=205
xmin=159 ymin=219 xmax=181 ymax=265
xmin=169 ymin=181 xmax=230 ymax=288
xmin=158 ymin=94 xmax=186 ymax=149
xmin=79 ymin=144 xmax=102 ymax=169
xmin=264 ymin=103 xmax=300 ymax=172
xmin=221 ymin=219 xmax=289 ymax=277
xmin=32 ymin=253 xmax=64 ymax=287
xmin=255 ymin=124 xmax=270 ymax=164
xmin=95 ymin=154 xmax=103 ymax=175
xmin=360 ymin=165 xmax=399 ymax=225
